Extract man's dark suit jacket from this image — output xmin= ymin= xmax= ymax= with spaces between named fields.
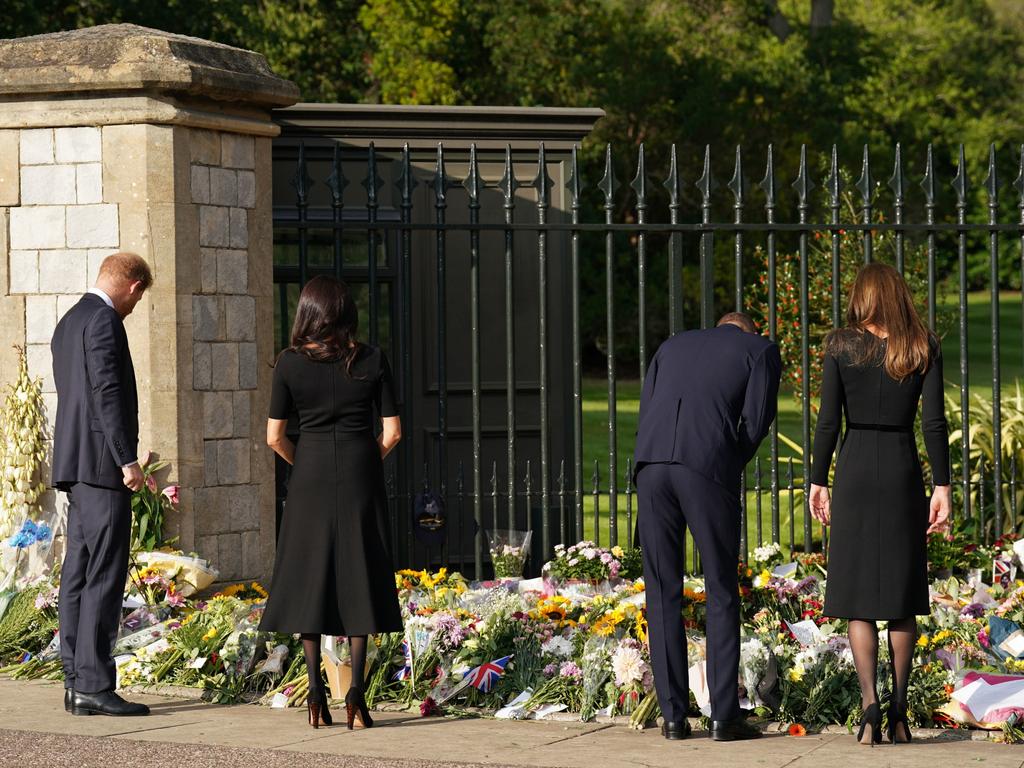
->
xmin=633 ymin=324 xmax=782 ymax=490
xmin=51 ymin=293 xmax=139 ymax=491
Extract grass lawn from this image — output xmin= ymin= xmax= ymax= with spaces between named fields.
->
xmin=579 ymin=290 xmax=1023 ymax=556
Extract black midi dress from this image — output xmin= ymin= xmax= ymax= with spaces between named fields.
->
xmin=258 ymin=345 xmax=403 ymax=636
xmin=810 ymin=330 xmax=950 ymax=620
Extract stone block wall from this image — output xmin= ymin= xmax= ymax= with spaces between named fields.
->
xmin=0 ymin=23 xmax=298 ymax=587
xmin=187 ymin=130 xmax=267 ymax=583
xmin=2 ymin=126 xmax=122 ymax=520
xmin=1 ymin=123 xmax=275 ymax=584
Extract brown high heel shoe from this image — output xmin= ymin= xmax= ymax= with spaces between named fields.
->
xmin=345 ymin=687 xmax=373 ymax=730
xmin=319 ymin=688 xmax=334 ymax=726
xmin=307 ymin=698 xmax=321 ymax=729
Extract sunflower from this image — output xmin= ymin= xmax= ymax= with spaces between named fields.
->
xmin=634 ymin=611 xmax=648 ymax=645
xmin=532 ymin=596 xmax=571 ymax=623
xmin=591 ymin=609 xmax=625 ymax=637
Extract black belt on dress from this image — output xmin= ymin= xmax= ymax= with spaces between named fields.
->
xmin=845 ymin=421 xmax=912 ymax=433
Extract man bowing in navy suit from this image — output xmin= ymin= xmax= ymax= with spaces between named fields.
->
xmin=634 ymin=312 xmax=781 ymax=741
xmin=51 ymin=252 xmax=152 ymax=717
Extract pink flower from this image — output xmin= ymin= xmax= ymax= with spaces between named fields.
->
xmin=138 ymin=450 xmax=152 ymax=468
xmin=162 ymin=485 xmax=180 ymax=506
xmin=145 ymin=475 xmax=157 ymax=493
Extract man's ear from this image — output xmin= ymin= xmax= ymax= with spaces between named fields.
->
xmin=128 ymin=280 xmax=145 ymax=297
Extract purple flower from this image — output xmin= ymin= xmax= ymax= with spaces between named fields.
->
xmin=543 ymin=663 xmax=558 ymax=678
xmin=959 ymin=603 xmax=985 ymax=620
xmin=559 ymin=661 xmax=583 ymax=681
xmin=433 ymin=613 xmax=466 ymax=650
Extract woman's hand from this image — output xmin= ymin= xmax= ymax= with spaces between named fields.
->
xmin=809 ymin=483 xmax=831 ymax=525
xmin=266 ymin=418 xmax=295 ymax=465
xmin=927 ymin=485 xmax=951 ymax=535
xmin=378 ymin=416 xmax=402 ymax=460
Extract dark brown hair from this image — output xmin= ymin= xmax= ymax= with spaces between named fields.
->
xmin=288 ymin=275 xmax=360 ymax=372
xmin=717 ymin=312 xmax=757 ymax=333
xmin=827 ymin=263 xmax=932 ymax=381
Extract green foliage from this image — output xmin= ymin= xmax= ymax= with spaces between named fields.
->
xmin=3 ymin=1 xmax=1024 ymax=362
xmin=0 ymin=584 xmax=57 ymax=664
xmin=947 ymin=381 xmax=1024 ymax=534
xmin=130 ymin=460 xmax=175 ymax=553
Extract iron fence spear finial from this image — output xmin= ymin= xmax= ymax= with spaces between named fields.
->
xmin=727 ymin=145 xmax=745 ymax=208
xmin=630 ymin=143 xmax=648 ymax=213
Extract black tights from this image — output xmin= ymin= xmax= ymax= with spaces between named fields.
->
xmin=848 ymin=617 xmax=916 ymax=711
xmin=300 ymin=634 xmax=369 ymax=701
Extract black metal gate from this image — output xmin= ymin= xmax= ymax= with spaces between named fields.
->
xmin=272 ymin=112 xmax=1024 ymax=575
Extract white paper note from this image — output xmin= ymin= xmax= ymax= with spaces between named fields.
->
xmin=771 ymin=562 xmax=798 ymax=579
xmin=787 ymin=619 xmax=823 ymax=647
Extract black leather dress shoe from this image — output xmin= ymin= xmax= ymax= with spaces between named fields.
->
xmin=662 ymin=720 xmax=692 ymax=740
xmin=64 ymin=688 xmax=73 ymax=712
xmin=710 ymin=717 xmax=762 ymax=741
xmin=71 ymin=690 xmax=150 ymax=716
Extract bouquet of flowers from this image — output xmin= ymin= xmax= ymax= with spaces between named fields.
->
xmin=608 ymin=638 xmax=652 ymax=715
xmin=488 ymin=530 xmax=532 ymax=579
xmin=544 ymin=541 xmax=623 ymax=585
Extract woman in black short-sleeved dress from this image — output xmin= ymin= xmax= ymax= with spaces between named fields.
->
xmin=809 ymin=264 xmax=950 ymax=745
xmin=259 ymin=276 xmax=403 ymax=730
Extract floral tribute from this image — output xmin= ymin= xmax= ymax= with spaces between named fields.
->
xmin=5 ymin=518 xmax=1024 ymax=739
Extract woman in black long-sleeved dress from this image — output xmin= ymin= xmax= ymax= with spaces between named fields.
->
xmin=259 ymin=275 xmax=403 ymax=730
xmin=809 ymin=263 xmax=950 ymax=745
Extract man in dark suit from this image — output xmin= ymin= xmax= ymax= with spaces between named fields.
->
xmin=51 ymin=252 xmax=153 ymax=717
xmin=634 ymin=312 xmax=781 ymax=741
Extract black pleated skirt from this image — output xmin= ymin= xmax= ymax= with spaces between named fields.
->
xmin=259 ymin=430 xmax=403 ymax=636
xmin=824 ymin=429 xmax=931 ymax=621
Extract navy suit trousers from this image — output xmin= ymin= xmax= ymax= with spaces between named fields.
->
xmin=637 ymin=462 xmax=741 ymax=723
xmin=58 ymin=482 xmax=132 ymax=693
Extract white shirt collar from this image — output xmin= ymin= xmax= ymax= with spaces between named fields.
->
xmin=88 ymin=287 xmax=114 ymax=309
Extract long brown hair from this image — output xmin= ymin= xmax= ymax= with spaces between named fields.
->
xmin=288 ymin=275 xmax=360 ymax=372
xmin=828 ymin=263 xmax=932 ymax=381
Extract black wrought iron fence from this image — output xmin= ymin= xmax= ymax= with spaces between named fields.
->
xmin=273 ymin=140 xmax=1024 ymax=576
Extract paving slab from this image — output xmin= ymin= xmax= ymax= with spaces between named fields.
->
xmin=0 ymin=677 xmax=1022 ymax=768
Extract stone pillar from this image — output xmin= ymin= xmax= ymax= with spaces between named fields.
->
xmin=0 ymin=25 xmax=299 ymax=584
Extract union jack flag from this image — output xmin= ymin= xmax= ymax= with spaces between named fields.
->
xmin=464 ymin=655 xmax=512 ymax=693
xmin=393 ymin=639 xmax=412 ymax=681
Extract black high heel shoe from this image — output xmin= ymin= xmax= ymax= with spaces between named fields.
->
xmin=857 ymin=703 xmax=883 ymax=746
xmin=345 ymin=687 xmax=373 ymax=730
xmin=887 ymin=705 xmax=912 ymax=744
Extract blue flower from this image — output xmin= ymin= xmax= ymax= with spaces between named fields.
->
xmin=7 ymin=519 xmax=48 ymax=549
xmin=34 ymin=523 xmax=52 ymax=544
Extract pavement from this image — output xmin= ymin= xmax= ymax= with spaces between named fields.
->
xmin=0 ymin=678 xmax=1022 ymax=768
